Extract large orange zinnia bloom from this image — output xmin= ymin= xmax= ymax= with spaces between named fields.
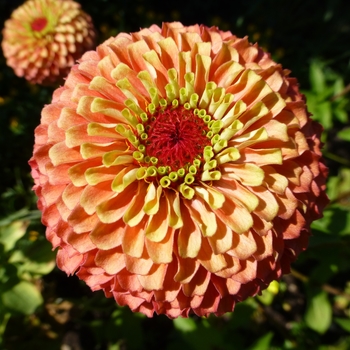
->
xmin=30 ymin=22 xmax=328 ymax=318
xmin=1 ymin=0 xmax=95 ymax=85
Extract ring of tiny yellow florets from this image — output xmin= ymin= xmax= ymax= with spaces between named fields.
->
xmin=115 ymin=95 xmax=226 ymax=199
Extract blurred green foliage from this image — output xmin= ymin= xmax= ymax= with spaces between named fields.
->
xmin=1 ymin=0 xmax=350 ymax=349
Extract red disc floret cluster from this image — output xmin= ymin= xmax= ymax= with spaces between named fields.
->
xmin=145 ymin=106 xmax=211 ymax=171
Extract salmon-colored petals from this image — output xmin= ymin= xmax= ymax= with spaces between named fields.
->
xmin=207 ymin=218 xmax=232 ymax=255
xmin=186 ymin=197 xmax=218 ymax=237
xmin=61 ymin=183 xmax=83 ymax=210
xmin=230 ymin=230 xmax=257 ymax=260
xmin=183 ymin=266 xmax=211 ymax=297
xmin=49 ymin=142 xmax=82 ymax=166
xmin=178 ymin=204 xmax=202 ymax=258
xmin=56 ymin=247 xmax=84 ymax=275
xmin=214 ymin=196 xmax=253 ymax=234
xmin=67 ymin=231 xmax=96 ymax=254
xmin=145 ymin=196 xmax=169 ymax=242
xmin=41 ymin=183 xmax=66 ymax=207
xmin=154 ymin=262 xmax=181 ymax=302
xmin=145 ymin=227 xmax=175 ymax=264
xmin=95 ymin=247 xmax=125 ymax=275
xmin=76 ymin=267 xmax=113 ymax=290
xmin=67 ymin=205 xmax=99 ymax=233
xmin=90 ymin=220 xmax=125 ymax=250
xmin=30 ymin=22 xmax=328 ymax=318
xmin=231 ymin=258 xmax=257 ymax=284
xmin=122 ymin=217 xmax=147 ymax=257
xmin=96 ymin=183 xmax=137 ymax=223
xmin=215 ymin=255 xmax=241 ymax=278
xmin=138 ymin=264 xmax=167 ymax=291
xmin=174 ymin=257 xmax=200 ymax=284
xmin=117 ymin=272 xmax=143 ymax=293
xmin=125 ymin=249 xmax=153 ymax=275
xmin=276 ymin=209 xmax=306 ymax=240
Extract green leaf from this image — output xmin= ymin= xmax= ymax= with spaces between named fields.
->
xmin=334 ymin=108 xmax=348 ymax=124
xmin=257 ymin=281 xmax=279 ymax=305
xmin=0 ymin=312 xmax=11 ymax=344
xmin=9 ymin=239 xmax=56 ymax=276
xmin=335 ymin=318 xmax=350 ymax=333
xmin=310 ymin=60 xmax=326 ymax=94
xmin=333 ymin=76 xmax=345 ymax=95
xmin=305 ymin=290 xmax=332 ymax=334
xmin=1 ymin=281 xmax=43 ymax=315
xmin=9 ymin=250 xmax=55 ymax=276
xmin=311 ymin=205 xmax=350 ymax=236
xmin=247 ymin=332 xmax=273 ymax=350
xmin=326 ymin=176 xmax=341 ymax=201
xmin=315 ymin=101 xmax=332 ymax=129
xmin=173 ymin=317 xmax=197 ymax=332
xmin=338 ymin=128 xmax=350 ymax=142
xmin=0 ymin=221 xmax=28 ymax=252
xmin=0 ymin=209 xmax=41 ymax=226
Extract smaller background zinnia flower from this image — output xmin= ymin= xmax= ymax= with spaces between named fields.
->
xmin=1 ymin=0 xmax=96 ymax=85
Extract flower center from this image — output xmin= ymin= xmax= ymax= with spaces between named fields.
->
xmin=115 ymin=95 xmax=227 ymax=198
xmin=31 ymin=17 xmax=48 ymax=32
xmin=145 ymin=106 xmax=211 ymax=171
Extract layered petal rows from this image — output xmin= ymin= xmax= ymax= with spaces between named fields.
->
xmin=30 ymin=22 xmax=328 ymax=317
xmin=2 ymin=0 xmax=95 ymax=84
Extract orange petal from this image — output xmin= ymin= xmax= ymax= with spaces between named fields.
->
xmin=232 ymin=259 xmax=258 ymax=285
xmin=90 ymin=220 xmax=125 ymax=250
xmin=252 ymin=230 xmax=273 ymax=261
xmin=251 ymin=186 xmax=279 ymax=222
xmin=145 ymin=196 xmax=169 ymax=242
xmin=68 ymin=158 xmax=101 ymax=187
xmin=123 ymin=182 xmax=147 ymax=226
xmin=240 ymin=148 xmax=283 ymax=166
xmin=67 ymin=205 xmax=99 ymax=233
xmin=137 ymin=263 xmax=167 ymax=291
xmin=62 ymin=183 xmax=83 ymax=210
xmin=95 ymin=247 xmax=125 ymax=275
xmin=194 ymin=54 xmax=211 ymax=97
xmin=197 ymin=238 xmax=227 ymax=273
xmin=178 ymin=203 xmax=201 ymax=258
xmin=165 ymin=190 xmax=183 ymax=229
xmin=185 ymin=197 xmax=217 ymax=237
xmin=214 ymin=196 xmax=253 ymax=234
xmin=215 ymin=178 xmax=259 ymax=213
xmin=125 ymin=251 xmax=153 ymax=275
xmin=182 ymin=266 xmax=210 ymax=297
xmin=207 ymin=216 xmax=233 ymax=255
xmin=56 ymin=248 xmax=84 ymax=275
xmin=117 ymin=272 xmax=143 ymax=293
xmin=67 ymin=231 xmax=95 ymax=253
xmin=49 ymin=141 xmax=82 ymax=166
xmin=215 ymin=255 xmax=241 ymax=278
xmin=145 ymin=227 xmax=174 ymax=264
xmin=221 ymin=163 xmax=265 ymax=187
xmin=41 ymin=182 xmax=65 ymax=207
xmin=96 ymin=182 xmax=137 ymax=223
xmin=157 ymin=37 xmax=180 ymax=71
xmin=80 ymin=181 xmax=115 ymax=215
xmin=174 ymin=256 xmax=200 ymax=284
xmin=229 ymin=230 xmax=257 ymax=260
xmin=154 ymin=261 xmax=181 ymax=302
xmin=122 ymin=217 xmax=147 ymax=258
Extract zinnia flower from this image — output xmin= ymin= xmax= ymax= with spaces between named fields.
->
xmin=1 ymin=0 xmax=95 ymax=85
xmin=30 ymin=22 xmax=328 ymax=318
